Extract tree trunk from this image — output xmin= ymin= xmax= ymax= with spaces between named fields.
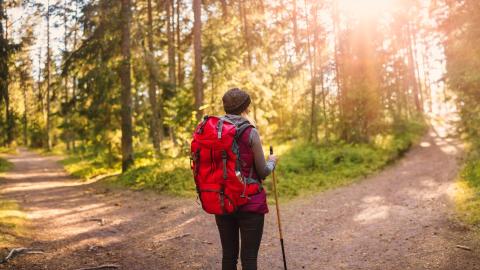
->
xmin=304 ymin=0 xmax=317 ymax=142
xmin=220 ymin=0 xmax=228 ymax=19
xmin=292 ymin=0 xmax=300 ymax=54
xmin=22 ymin=80 xmax=28 ymax=146
xmin=37 ymin=47 xmax=45 ymax=126
xmin=0 ymin=0 xmax=4 ymax=141
xmin=193 ymin=0 xmax=203 ymax=121
xmin=422 ymin=40 xmax=433 ymax=112
xmin=320 ymin=62 xmax=329 ymax=142
xmin=410 ymin=24 xmax=424 ymax=111
xmin=146 ymin=0 xmax=161 ymax=156
xmin=71 ymin=0 xmax=79 ymax=151
xmin=64 ymin=0 xmax=71 ymax=151
xmin=167 ymin=0 xmax=177 ymax=143
xmin=332 ymin=0 xmax=343 ymax=121
xmin=239 ymin=0 xmax=252 ymax=67
xmin=167 ymin=0 xmax=176 ymax=89
xmin=176 ymin=0 xmax=184 ymax=86
xmin=0 ymin=1 xmax=12 ymax=146
xmin=120 ymin=0 xmax=134 ymax=172
xmin=406 ymin=23 xmax=422 ymax=113
xmin=238 ymin=0 xmax=258 ymax=122
xmin=46 ymin=0 xmax=52 ymax=150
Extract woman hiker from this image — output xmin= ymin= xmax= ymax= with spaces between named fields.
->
xmin=216 ymin=88 xmax=278 ymax=270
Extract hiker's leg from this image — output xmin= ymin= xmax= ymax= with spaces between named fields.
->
xmin=238 ymin=212 xmax=265 ymax=270
xmin=215 ymin=214 xmax=240 ymax=270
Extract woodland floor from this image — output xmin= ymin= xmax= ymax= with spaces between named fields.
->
xmin=1 ymin=123 xmax=480 ymax=270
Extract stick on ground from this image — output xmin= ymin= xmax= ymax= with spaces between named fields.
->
xmin=87 ymin=218 xmax=106 ymax=226
xmin=75 ymin=264 xmax=120 ymax=270
xmin=456 ymin=245 xmax=472 ymax=251
xmin=0 ymin=247 xmax=45 ymax=264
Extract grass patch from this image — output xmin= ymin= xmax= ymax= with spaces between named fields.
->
xmin=0 ymin=158 xmax=12 ymax=175
xmin=30 ymin=144 xmax=66 ymax=157
xmin=0 ymin=157 xmax=25 ymax=247
xmin=456 ymin=149 xmax=480 ymax=227
xmin=106 ymin=157 xmax=194 ymax=197
xmin=271 ymin=120 xmax=426 ymax=200
xmin=57 ymin=120 xmax=425 ymax=200
xmin=0 ymin=200 xmax=27 ymax=247
xmin=0 ymin=147 xmax=17 ymax=155
xmin=60 ymin=152 xmax=121 ymax=180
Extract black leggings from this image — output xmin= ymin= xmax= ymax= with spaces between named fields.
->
xmin=215 ymin=211 xmax=265 ymax=270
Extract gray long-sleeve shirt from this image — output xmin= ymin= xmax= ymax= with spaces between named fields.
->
xmin=225 ymin=114 xmax=276 ymax=179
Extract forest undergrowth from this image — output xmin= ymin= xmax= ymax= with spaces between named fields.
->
xmin=0 ymin=148 xmax=25 ymax=248
xmin=56 ymin=118 xmax=426 ymax=201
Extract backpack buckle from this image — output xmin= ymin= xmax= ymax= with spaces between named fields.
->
xmin=217 ymin=119 xmax=224 ymax=139
xmin=221 ymin=150 xmax=227 ymax=179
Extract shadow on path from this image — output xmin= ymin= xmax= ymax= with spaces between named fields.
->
xmin=0 ymin=126 xmax=479 ymax=269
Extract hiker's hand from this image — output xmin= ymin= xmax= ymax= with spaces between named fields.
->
xmin=268 ymin=154 xmax=278 ymax=164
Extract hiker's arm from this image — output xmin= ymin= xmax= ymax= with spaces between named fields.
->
xmin=250 ymin=129 xmax=276 ymax=179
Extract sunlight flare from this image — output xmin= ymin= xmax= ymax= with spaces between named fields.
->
xmin=339 ymin=0 xmax=398 ymax=17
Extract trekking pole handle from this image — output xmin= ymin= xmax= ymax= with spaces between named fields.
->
xmin=270 ymin=146 xmax=273 ymax=155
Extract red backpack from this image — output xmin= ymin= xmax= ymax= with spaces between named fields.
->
xmin=191 ymin=115 xmax=257 ymax=215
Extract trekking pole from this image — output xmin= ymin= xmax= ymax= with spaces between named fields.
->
xmin=270 ymin=146 xmax=287 ymax=270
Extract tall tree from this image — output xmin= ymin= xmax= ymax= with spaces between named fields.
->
xmin=193 ymin=0 xmax=203 ymax=121
xmin=406 ymin=22 xmax=422 ymax=112
xmin=332 ymin=0 xmax=344 ymax=124
xmin=120 ymin=0 xmax=134 ymax=171
xmin=45 ymin=0 xmax=52 ymax=150
xmin=0 ymin=0 xmax=12 ymax=146
xmin=146 ymin=0 xmax=161 ymax=155
xmin=167 ymin=0 xmax=176 ymax=89
xmin=305 ymin=0 xmax=317 ymax=142
xmin=63 ymin=0 xmax=71 ymax=151
xmin=176 ymin=0 xmax=184 ymax=86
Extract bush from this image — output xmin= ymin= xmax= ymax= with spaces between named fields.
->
xmin=59 ymin=119 xmax=426 ymax=201
xmin=61 ymin=152 xmax=121 ymax=180
xmin=0 ymin=157 xmax=23 ymax=247
xmin=0 ymin=199 xmax=26 ymax=247
xmin=0 ymin=157 xmax=12 ymax=173
xmin=456 ymin=149 xmax=480 ymax=226
xmin=271 ymin=120 xmax=426 ymax=200
xmin=114 ymin=159 xmax=195 ymax=197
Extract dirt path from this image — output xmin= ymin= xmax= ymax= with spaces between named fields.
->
xmin=1 ymin=125 xmax=479 ymax=270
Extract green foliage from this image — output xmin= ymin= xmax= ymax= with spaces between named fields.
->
xmin=61 ymin=151 xmax=121 ymax=180
xmin=111 ymin=158 xmax=194 ymax=197
xmin=0 ymin=147 xmax=16 ymax=155
xmin=65 ymin=119 xmax=424 ymax=200
xmin=0 ymin=157 xmax=23 ymax=247
xmin=0 ymin=199 xmax=26 ymax=247
xmin=270 ymin=119 xmax=425 ymax=199
xmin=0 ymin=156 xmax=12 ymax=173
xmin=442 ymin=0 xmax=480 ymax=228
xmin=456 ymin=150 xmax=480 ymax=226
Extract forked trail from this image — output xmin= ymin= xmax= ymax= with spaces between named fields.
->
xmin=0 ymin=124 xmax=479 ymax=269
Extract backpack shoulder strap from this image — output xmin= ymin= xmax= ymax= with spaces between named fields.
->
xmin=196 ymin=115 xmax=210 ymax=134
xmin=235 ymin=120 xmax=254 ymax=140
